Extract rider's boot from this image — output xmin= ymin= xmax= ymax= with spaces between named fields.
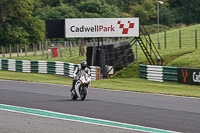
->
xmin=70 ymin=87 xmax=73 ymax=92
xmin=70 ymin=85 xmax=74 ymax=92
xmin=70 ymin=80 xmax=76 ymax=92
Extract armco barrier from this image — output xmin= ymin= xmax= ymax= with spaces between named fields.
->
xmin=0 ymin=59 xmax=101 ymax=80
xmin=139 ymin=64 xmax=178 ymax=82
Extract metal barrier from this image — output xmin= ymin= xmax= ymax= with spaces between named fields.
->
xmin=139 ymin=64 xmax=177 ymax=82
xmin=0 ymin=59 xmax=101 ymax=80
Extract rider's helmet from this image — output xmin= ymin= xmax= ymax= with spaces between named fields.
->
xmin=81 ymin=61 xmax=87 ymax=70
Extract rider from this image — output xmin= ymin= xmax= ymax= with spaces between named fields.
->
xmin=70 ymin=61 xmax=91 ymax=92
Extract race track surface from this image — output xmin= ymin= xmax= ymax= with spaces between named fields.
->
xmin=0 ymin=80 xmax=200 ymax=133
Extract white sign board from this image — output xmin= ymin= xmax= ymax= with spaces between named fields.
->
xmin=65 ymin=18 xmax=139 ymax=38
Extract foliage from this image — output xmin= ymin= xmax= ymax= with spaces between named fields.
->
xmin=129 ymin=0 xmax=157 ymax=24
xmin=26 ymin=17 xmax=45 ymax=44
xmin=159 ymin=6 xmax=176 ymax=26
xmin=36 ymin=4 xmax=81 ymax=19
xmin=43 ymin=0 xmax=63 ymax=7
xmin=1 ymin=0 xmax=200 ymax=47
xmin=36 ymin=0 xmax=120 ymax=19
xmin=0 ymin=0 xmax=45 ymax=46
xmin=76 ymin=0 xmax=119 ymax=18
xmin=169 ymin=0 xmax=200 ymax=24
xmin=144 ymin=24 xmax=170 ymax=34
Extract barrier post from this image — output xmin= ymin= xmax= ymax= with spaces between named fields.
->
xmin=17 ymin=45 xmax=19 ymax=57
xmin=82 ymin=41 xmax=85 ymax=56
xmin=179 ymin=30 xmax=181 ymax=49
xmin=9 ymin=45 xmax=12 ymax=57
xmin=96 ymin=66 xmax=98 ymax=80
xmin=79 ymin=39 xmax=82 ymax=56
xmin=195 ymin=29 xmax=197 ymax=49
xmin=58 ymin=42 xmax=62 ymax=58
xmin=2 ymin=46 xmax=5 ymax=57
xmin=35 ymin=44 xmax=37 ymax=55
xmin=42 ymin=42 xmax=44 ymax=57
xmin=164 ymin=31 xmax=166 ymax=49
xmin=25 ymin=44 xmax=27 ymax=57
xmin=33 ymin=43 xmax=36 ymax=56
xmin=69 ymin=41 xmax=72 ymax=57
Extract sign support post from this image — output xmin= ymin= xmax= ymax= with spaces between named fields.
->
xmin=46 ymin=39 xmax=48 ymax=59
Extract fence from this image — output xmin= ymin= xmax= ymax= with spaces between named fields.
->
xmin=139 ymin=64 xmax=178 ymax=82
xmin=0 ymin=38 xmax=128 ymax=58
xmin=0 ymin=59 xmax=101 ymax=80
xmin=0 ymin=41 xmax=84 ymax=58
xmin=149 ymin=29 xmax=200 ymax=50
xmin=1 ymin=29 xmax=199 ymax=58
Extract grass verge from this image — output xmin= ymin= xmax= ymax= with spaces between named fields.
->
xmin=0 ymin=70 xmax=72 ymax=85
xmin=0 ymin=70 xmax=200 ymax=97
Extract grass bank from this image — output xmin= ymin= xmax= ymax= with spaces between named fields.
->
xmin=113 ymin=48 xmax=199 ymax=78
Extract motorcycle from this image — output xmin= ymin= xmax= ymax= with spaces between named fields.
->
xmin=71 ymin=71 xmax=91 ymax=101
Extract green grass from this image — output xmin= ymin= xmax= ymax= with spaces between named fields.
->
xmin=0 ymin=70 xmax=72 ymax=85
xmin=113 ymin=24 xmax=200 ymax=78
xmin=150 ymin=24 xmax=200 ymax=50
xmin=168 ymin=50 xmax=200 ymax=68
xmin=2 ymin=54 xmax=86 ymax=64
xmin=113 ymin=48 xmax=199 ymax=78
xmin=92 ymin=78 xmax=200 ymax=97
xmin=0 ymin=70 xmax=200 ymax=97
xmin=1 ymin=24 xmax=200 ymax=97
xmin=1 ymin=47 xmax=86 ymax=64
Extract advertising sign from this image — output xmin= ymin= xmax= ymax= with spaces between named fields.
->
xmin=188 ymin=69 xmax=200 ymax=85
xmin=178 ymin=68 xmax=200 ymax=85
xmin=178 ymin=68 xmax=189 ymax=84
xmin=65 ymin=18 xmax=139 ymax=38
xmin=46 ymin=19 xmax=65 ymax=39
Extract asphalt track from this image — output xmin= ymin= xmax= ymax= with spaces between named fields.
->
xmin=0 ymin=80 xmax=200 ymax=133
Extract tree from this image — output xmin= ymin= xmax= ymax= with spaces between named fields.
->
xmin=180 ymin=0 xmax=200 ymax=24
xmin=26 ymin=17 xmax=45 ymax=44
xmin=77 ymin=0 xmax=120 ymax=18
xmin=0 ymin=0 xmax=7 ymax=26
xmin=159 ymin=6 xmax=175 ymax=26
xmin=129 ymin=0 xmax=157 ymax=24
xmin=168 ymin=0 xmax=200 ymax=24
xmin=43 ymin=0 xmax=63 ymax=7
xmin=36 ymin=4 xmax=81 ymax=19
xmin=0 ymin=0 xmax=45 ymax=46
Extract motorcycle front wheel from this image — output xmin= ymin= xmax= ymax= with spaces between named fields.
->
xmin=80 ymin=86 xmax=87 ymax=101
xmin=71 ymin=91 xmax=78 ymax=100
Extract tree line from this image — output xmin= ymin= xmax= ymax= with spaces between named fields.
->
xmin=0 ymin=0 xmax=200 ymax=46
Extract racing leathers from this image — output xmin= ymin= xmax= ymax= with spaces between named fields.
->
xmin=70 ymin=66 xmax=91 ymax=92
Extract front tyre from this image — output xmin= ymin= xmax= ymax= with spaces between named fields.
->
xmin=71 ymin=91 xmax=77 ymax=100
xmin=80 ymin=86 xmax=87 ymax=101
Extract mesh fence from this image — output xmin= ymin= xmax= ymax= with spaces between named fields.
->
xmin=0 ymin=30 xmax=199 ymax=59
xmin=150 ymin=30 xmax=199 ymax=50
xmin=0 ymin=41 xmax=84 ymax=58
xmin=0 ymin=38 xmax=129 ymax=58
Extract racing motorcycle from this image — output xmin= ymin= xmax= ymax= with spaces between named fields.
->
xmin=71 ymin=71 xmax=91 ymax=101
